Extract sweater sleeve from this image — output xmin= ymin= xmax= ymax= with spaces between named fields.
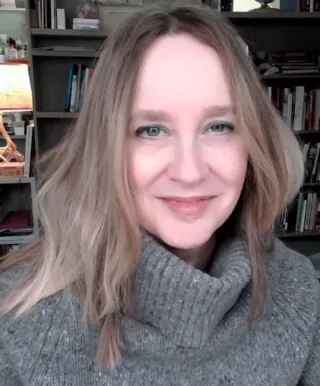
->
xmin=0 ymin=339 xmax=22 ymax=386
xmin=299 ymin=284 xmax=320 ymax=386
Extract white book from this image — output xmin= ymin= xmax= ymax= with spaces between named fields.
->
xmin=50 ymin=0 xmax=56 ymax=29
xmin=293 ymin=86 xmax=305 ymax=132
xmin=267 ymin=86 xmax=272 ymax=102
xmin=73 ymin=18 xmax=100 ymax=25
xmin=57 ymin=8 xmax=66 ymax=29
xmin=310 ymin=0 xmax=314 ymax=11
xmin=300 ymin=199 xmax=307 ymax=232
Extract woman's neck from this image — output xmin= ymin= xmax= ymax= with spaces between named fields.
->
xmin=169 ymin=235 xmax=216 ymax=272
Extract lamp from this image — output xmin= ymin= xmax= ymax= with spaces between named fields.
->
xmin=0 ymin=63 xmax=33 ymax=177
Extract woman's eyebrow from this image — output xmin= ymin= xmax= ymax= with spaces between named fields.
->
xmin=129 ymin=104 xmax=235 ymax=124
xmin=129 ymin=109 xmax=172 ymax=124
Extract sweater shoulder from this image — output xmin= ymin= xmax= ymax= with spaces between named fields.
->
xmin=266 ymin=239 xmax=318 ymax=290
xmin=0 ymin=263 xmax=71 ymax=350
xmin=264 ymin=239 xmax=320 ymax=334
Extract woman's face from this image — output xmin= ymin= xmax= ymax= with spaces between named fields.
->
xmin=128 ymin=33 xmax=248 ymax=250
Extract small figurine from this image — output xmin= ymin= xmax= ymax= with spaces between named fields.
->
xmin=0 ymin=112 xmax=24 ymax=163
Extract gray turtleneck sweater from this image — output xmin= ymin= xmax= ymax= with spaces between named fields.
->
xmin=1 ymin=235 xmax=320 ymax=385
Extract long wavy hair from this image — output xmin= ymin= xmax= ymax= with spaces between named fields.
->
xmin=0 ymin=3 xmax=304 ymax=367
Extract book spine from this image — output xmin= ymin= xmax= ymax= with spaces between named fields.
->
xmin=23 ymin=124 xmax=33 ymax=178
xmin=70 ymin=74 xmax=78 ymax=113
xmin=287 ymin=90 xmax=293 ymax=128
xmin=293 ymin=86 xmax=305 ymax=132
xmin=313 ymin=89 xmax=320 ymax=131
xmin=50 ymin=0 xmax=56 ymax=29
xmin=75 ymin=64 xmax=83 ymax=112
xmin=65 ymin=64 xmax=74 ymax=112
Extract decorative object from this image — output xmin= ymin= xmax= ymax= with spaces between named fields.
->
xmin=250 ymin=0 xmax=281 ymax=11
xmin=0 ymin=63 xmax=32 ymax=177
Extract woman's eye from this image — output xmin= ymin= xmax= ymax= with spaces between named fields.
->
xmin=205 ymin=121 xmax=234 ymax=133
xmin=135 ymin=125 xmax=164 ymax=138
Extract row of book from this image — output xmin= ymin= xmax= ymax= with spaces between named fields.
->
xmin=31 ymin=0 xmax=66 ymax=29
xmin=65 ymin=64 xmax=94 ymax=113
xmin=267 ymin=85 xmax=320 ymax=132
xmin=274 ymin=192 xmax=320 ymax=234
xmin=304 ymin=142 xmax=320 ymax=183
xmin=297 ymin=0 xmax=320 ymax=11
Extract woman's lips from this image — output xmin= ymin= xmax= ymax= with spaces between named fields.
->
xmin=158 ymin=196 xmax=214 ymax=216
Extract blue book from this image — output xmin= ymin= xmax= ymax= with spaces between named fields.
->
xmin=280 ymin=0 xmax=297 ymax=11
xmin=65 ymin=64 xmax=75 ymax=112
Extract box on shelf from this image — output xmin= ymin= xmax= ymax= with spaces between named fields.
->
xmin=0 ymin=162 xmax=24 ymax=177
xmin=98 ymin=0 xmax=203 ymax=31
xmin=97 ymin=5 xmax=140 ymax=31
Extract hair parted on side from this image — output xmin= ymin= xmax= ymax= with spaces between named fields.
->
xmin=0 ymin=3 xmax=304 ymax=368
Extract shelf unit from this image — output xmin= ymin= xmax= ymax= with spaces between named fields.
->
xmin=23 ymin=2 xmax=320 ymax=269
xmin=0 ymin=177 xmax=40 ymax=245
xmin=31 ymin=28 xmax=108 ymax=38
xmin=0 ymin=4 xmax=39 ymax=247
xmin=0 ymin=7 xmax=25 ymax=12
xmin=32 ymin=49 xmax=99 ymax=58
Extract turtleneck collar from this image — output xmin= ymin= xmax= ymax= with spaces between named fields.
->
xmin=131 ymin=232 xmax=252 ymax=348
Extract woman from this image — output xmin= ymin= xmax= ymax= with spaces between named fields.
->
xmin=1 ymin=4 xmax=319 ymax=386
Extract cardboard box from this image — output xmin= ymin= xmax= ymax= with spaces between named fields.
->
xmin=98 ymin=1 xmax=202 ymax=31
xmin=98 ymin=5 xmax=139 ymax=31
xmin=0 ymin=162 xmax=24 ymax=177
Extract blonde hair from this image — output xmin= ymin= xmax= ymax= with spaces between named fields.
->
xmin=0 ymin=4 xmax=304 ymax=367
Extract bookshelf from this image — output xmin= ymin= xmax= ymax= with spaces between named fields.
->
xmin=0 ymin=5 xmax=39 ymax=248
xmin=24 ymin=1 xmax=320 ymax=265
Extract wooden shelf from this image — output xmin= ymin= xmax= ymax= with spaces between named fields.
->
xmin=277 ymin=231 xmax=320 ymax=239
xmin=0 ymin=135 xmax=26 ymax=140
xmin=31 ymin=28 xmax=108 ymax=38
xmin=0 ymin=177 xmax=35 ymax=185
xmin=303 ymin=182 xmax=320 ymax=188
xmin=225 ymin=11 xmax=320 ymax=24
xmin=0 ymin=7 xmax=25 ymax=12
xmin=32 ymin=49 xmax=99 ymax=58
xmin=262 ymin=74 xmax=320 ymax=81
xmin=36 ymin=111 xmax=79 ymax=119
xmin=0 ymin=234 xmax=35 ymax=245
xmin=294 ymin=130 xmax=320 ymax=136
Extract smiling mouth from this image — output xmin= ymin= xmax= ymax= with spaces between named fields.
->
xmin=158 ymin=196 xmax=214 ymax=216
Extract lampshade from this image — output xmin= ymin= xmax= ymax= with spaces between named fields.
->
xmin=0 ymin=63 xmax=33 ymax=112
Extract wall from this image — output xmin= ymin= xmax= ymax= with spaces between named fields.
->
xmin=233 ymin=0 xmax=280 ymax=11
xmin=0 ymin=9 xmax=27 ymax=39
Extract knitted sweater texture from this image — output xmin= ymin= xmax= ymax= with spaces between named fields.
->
xmin=1 ymin=234 xmax=320 ymax=386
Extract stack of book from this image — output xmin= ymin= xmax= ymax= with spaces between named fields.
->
xmin=72 ymin=18 xmax=100 ymax=30
xmin=269 ymin=52 xmax=320 ymax=76
xmin=297 ymin=0 xmax=320 ymax=11
xmin=0 ymin=0 xmax=16 ymax=7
